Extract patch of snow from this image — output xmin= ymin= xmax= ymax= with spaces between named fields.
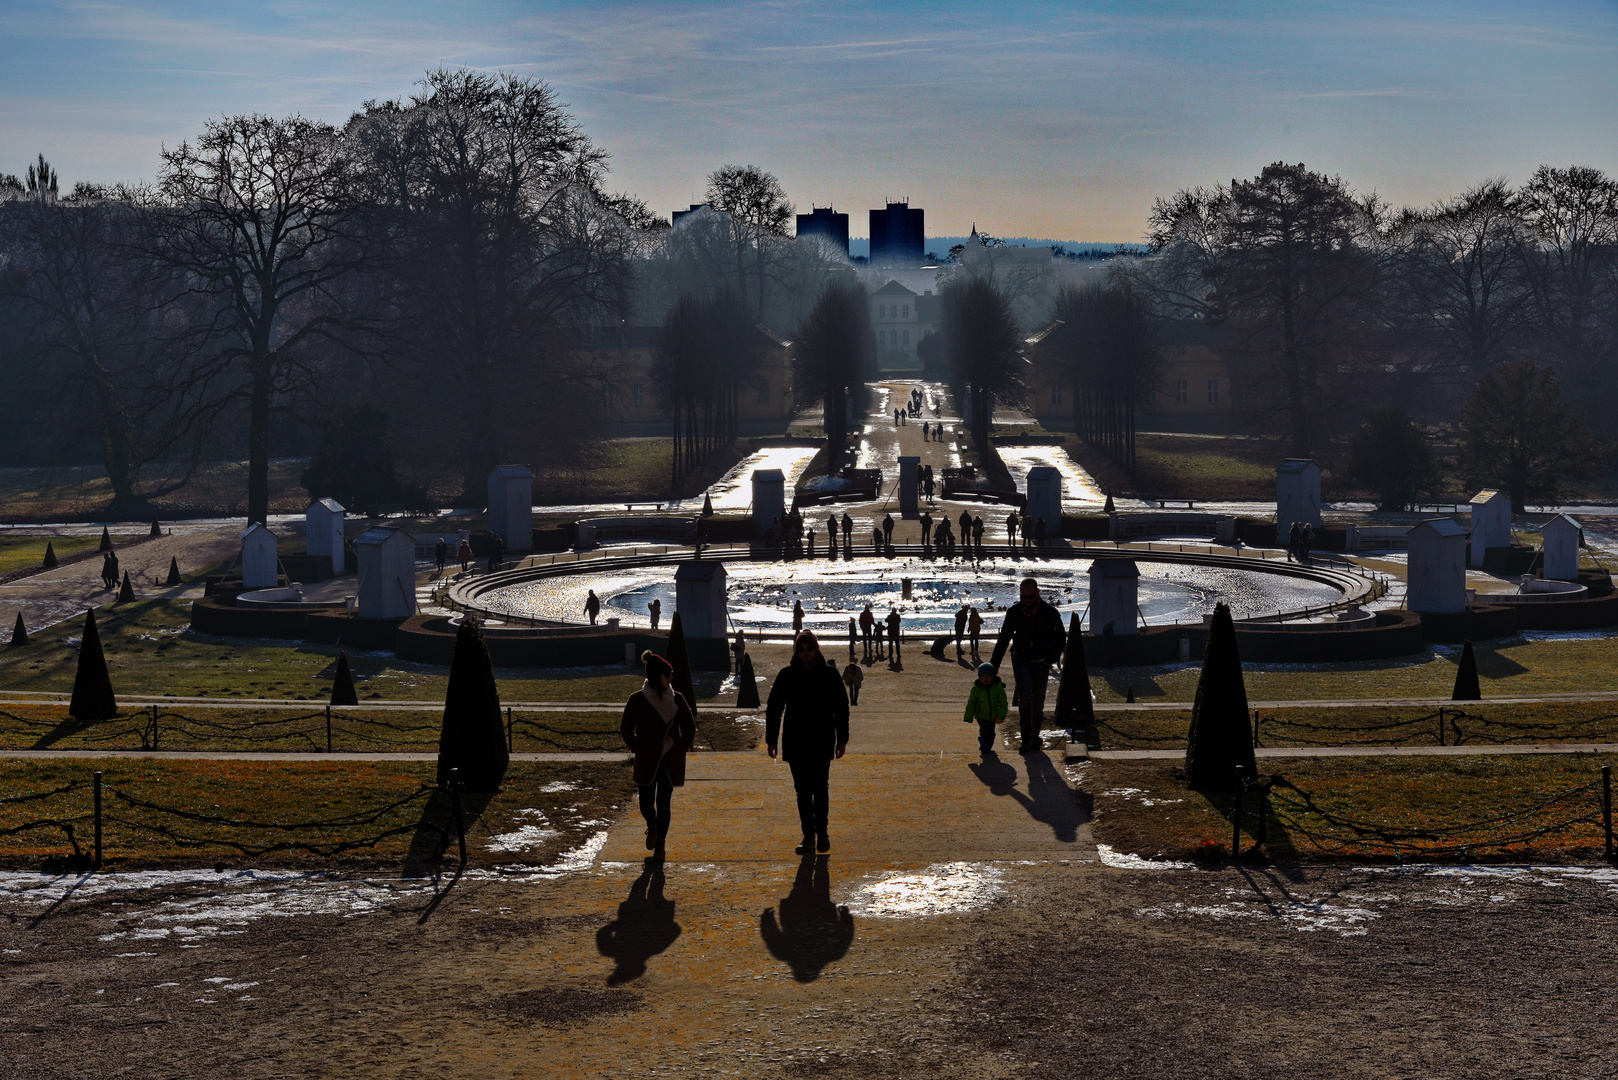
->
xmin=845 ymin=862 xmax=1005 ymax=918
xmin=1095 ymin=844 xmax=1196 ymax=871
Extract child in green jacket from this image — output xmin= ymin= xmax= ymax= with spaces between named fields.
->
xmin=963 ymin=662 xmax=1008 ymax=752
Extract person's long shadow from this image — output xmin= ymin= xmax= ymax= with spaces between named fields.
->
xmin=596 ymin=858 xmax=681 ymax=986
xmin=759 ymin=855 xmax=854 ymax=983
xmin=967 ymin=751 xmax=1088 ymax=843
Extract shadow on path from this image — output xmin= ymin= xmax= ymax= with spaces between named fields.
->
xmin=967 ymin=751 xmax=1088 ymax=843
xmin=596 ymin=858 xmax=681 ymax=986
xmin=759 ymin=855 xmax=854 ymax=983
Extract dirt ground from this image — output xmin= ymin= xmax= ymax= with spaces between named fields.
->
xmin=3 ymin=857 xmax=1616 ymax=1079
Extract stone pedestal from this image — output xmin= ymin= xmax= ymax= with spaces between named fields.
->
xmin=239 ymin=523 xmax=279 ymax=588
xmin=1408 ymin=519 xmax=1469 ymax=613
xmin=898 ymin=456 xmax=920 ymax=518
xmin=674 ymin=561 xmax=729 ymax=638
xmin=353 ymin=526 xmax=417 ymax=619
xmin=1469 ymin=489 xmax=1510 ymax=568
xmin=487 ymin=465 xmax=534 ymax=553
xmin=1276 ymin=459 xmax=1322 ymax=529
xmin=1543 ymin=513 xmax=1583 ymax=581
xmin=1088 ymin=557 xmax=1139 ymax=635
xmin=752 ymin=469 xmax=785 ymax=539
xmin=305 ymin=498 xmax=345 ymax=572
xmin=1025 ymin=467 xmax=1062 ymax=534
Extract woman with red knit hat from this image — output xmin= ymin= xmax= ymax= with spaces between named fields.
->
xmin=619 ymin=650 xmax=697 ymax=860
xmin=765 ymin=629 xmax=850 ymax=855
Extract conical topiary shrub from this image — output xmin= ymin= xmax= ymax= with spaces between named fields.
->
xmin=149 ymin=518 xmax=162 ymax=538
xmin=435 ymin=618 xmax=508 ymax=792
xmin=330 ymin=650 xmax=359 ymax=706
xmin=117 ymin=571 xmax=135 ymax=603
xmin=42 ymin=542 xmax=57 ymax=569
xmin=1452 ymin=639 xmax=1481 ymax=701
xmin=702 ymin=492 xmax=714 ymax=517
xmin=1103 ymin=492 xmax=1115 ymax=514
xmin=166 ymin=557 xmax=182 ymax=586
xmin=1053 ymin=612 xmax=1094 ymax=735
xmin=98 ymin=527 xmax=112 ymax=552
xmin=69 ymin=609 xmax=118 ymax=720
xmin=665 ymin=611 xmax=697 ymax=716
xmin=9 ymin=613 xmax=27 ymax=648
xmin=735 ymin=651 xmax=761 ymax=709
xmin=1185 ymin=603 xmax=1256 ymax=792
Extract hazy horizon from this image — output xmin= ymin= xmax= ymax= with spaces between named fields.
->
xmin=1 ymin=2 xmax=1615 ymax=239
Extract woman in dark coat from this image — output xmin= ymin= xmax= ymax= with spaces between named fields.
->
xmin=619 ymin=651 xmax=697 ymax=860
xmin=766 ymin=630 xmax=850 ymax=855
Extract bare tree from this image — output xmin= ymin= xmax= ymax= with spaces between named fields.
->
xmin=1397 ymin=179 xmax=1529 ymax=375
xmin=0 ymin=162 xmax=195 ymax=509
xmin=1047 ymin=283 xmax=1161 ymax=474
xmin=705 ymin=164 xmax=793 ymax=318
xmin=351 ymin=69 xmax=634 ymax=494
xmin=793 ymin=281 xmax=872 ymax=471
xmin=1143 ymin=163 xmax=1383 ymax=457
xmin=654 ymin=291 xmax=763 ymax=485
xmin=942 ymin=277 xmax=1025 ymax=451
xmin=154 ymin=113 xmax=364 ymax=524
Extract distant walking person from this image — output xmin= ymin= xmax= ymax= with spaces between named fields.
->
xmin=841 ymin=513 xmax=853 ymax=547
xmin=100 ymin=551 xmax=117 ymax=590
xmin=584 ymin=590 xmax=602 ymax=625
xmin=793 ymin=599 xmax=805 ymax=635
xmin=435 ymin=537 xmax=448 ymax=573
xmin=620 ymin=651 xmax=696 ymax=861
xmin=848 ymin=616 xmax=858 ymax=660
xmin=1006 ymin=512 xmax=1020 ymax=550
xmin=843 ymin=660 xmax=863 ymax=704
xmin=882 ymin=513 xmax=894 ymax=547
xmin=968 ymin=606 xmax=983 ymax=655
xmin=457 ymin=538 xmax=473 ymax=573
xmin=488 ymin=531 xmax=505 ymax=572
xmin=885 ymin=606 xmax=902 ymax=660
xmin=859 ymin=604 xmax=876 ymax=656
xmin=1299 ymin=522 xmax=1314 ymax=566
xmin=648 ymin=597 xmax=661 ymax=630
xmin=766 ymin=631 xmax=850 ymax=855
xmin=1287 ymin=522 xmax=1301 ymax=562
xmin=972 ymin=516 xmax=985 ymax=552
xmin=990 ymin=577 xmax=1068 ymax=755
xmin=733 ymin=630 xmax=748 ymax=674
xmin=1034 ymin=516 xmax=1047 ymax=549
xmin=807 ymin=529 xmax=816 ymax=560
xmin=922 ymin=422 xmax=930 ymax=440
xmin=954 ymin=604 xmax=970 ymax=654
xmin=920 ymin=512 xmax=933 ymax=552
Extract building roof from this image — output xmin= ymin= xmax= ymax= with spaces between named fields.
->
xmin=752 ymin=469 xmax=785 ymax=482
xmin=1277 ymin=458 xmax=1318 ymax=474
xmin=1546 ymin=513 xmax=1583 ymax=530
xmin=1412 ymin=518 xmax=1469 ymax=539
xmin=308 ymin=497 xmax=345 ymax=514
xmin=353 ymin=525 xmax=411 ymax=547
xmin=1470 ymin=489 xmax=1508 ymax=505
xmin=871 ymin=279 xmax=918 ymax=297
xmin=238 ymin=522 xmax=272 ymax=541
xmin=1089 ymin=557 xmax=1140 ymax=579
xmin=1027 ymin=466 xmax=1059 ymax=480
xmin=490 ymin=465 xmax=533 ymax=480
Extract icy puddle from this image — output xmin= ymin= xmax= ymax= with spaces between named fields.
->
xmin=844 ymin=862 xmax=1006 ymax=918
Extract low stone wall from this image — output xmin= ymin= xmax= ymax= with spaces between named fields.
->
xmin=393 ymin=615 xmax=731 ymax=670
xmin=188 ymin=594 xmax=344 ymax=640
xmin=1509 ymin=592 xmax=1618 ymax=632
xmin=1234 ymin=610 xmax=1427 ymax=663
xmin=1417 ymin=604 xmax=1520 ymax=643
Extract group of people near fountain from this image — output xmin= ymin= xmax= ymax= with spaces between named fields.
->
xmin=618 ymin=576 xmax=1068 ymax=859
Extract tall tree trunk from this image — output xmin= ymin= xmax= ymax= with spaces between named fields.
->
xmin=248 ymin=359 xmax=272 ymax=526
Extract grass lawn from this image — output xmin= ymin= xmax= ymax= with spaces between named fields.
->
xmin=0 ymin=757 xmax=632 ymax=870
xmin=0 ymin=701 xmax=758 ymax=754
xmin=533 ymin=438 xmax=748 ymax=505
xmin=1085 ymin=753 xmax=1615 ymax=864
xmin=0 ymin=599 xmax=727 ymax=703
xmin=1056 ymin=432 xmax=1286 ymax=501
xmin=0 ymin=460 xmax=314 ymax=523
xmin=0 ymin=535 xmax=103 ymax=575
xmin=1092 ymin=634 xmax=1618 ymax=702
xmin=1092 ymin=701 xmax=1618 ymax=750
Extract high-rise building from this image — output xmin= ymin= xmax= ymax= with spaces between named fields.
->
xmin=670 ymin=203 xmax=707 ymax=226
xmin=795 ymin=206 xmax=850 ymax=255
xmin=868 ymin=201 xmax=925 ymax=266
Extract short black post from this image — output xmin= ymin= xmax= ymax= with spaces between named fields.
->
xmin=92 ymin=767 xmax=101 ymax=867
xmin=1232 ymin=767 xmax=1244 ymax=861
xmin=448 ymin=767 xmax=468 ymax=865
xmin=1252 ymin=708 xmax=1261 ymax=748
xmin=1255 ymin=783 xmax=1269 ymax=851
xmin=325 ymin=704 xmax=332 ymax=754
xmin=1438 ymin=706 xmax=1445 ymax=747
xmin=150 ymin=703 xmax=159 ymax=751
xmin=507 ymin=706 xmax=513 ymax=753
xmin=1604 ymin=765 xmax=1613 ymax=862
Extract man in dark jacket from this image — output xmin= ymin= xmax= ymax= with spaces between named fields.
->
xmin=990 ymin=577 xmax=1067 ymax=754
xmin=766 ymin=630 xmax=850 ymax=855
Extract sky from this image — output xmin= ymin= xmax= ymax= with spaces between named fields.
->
xmin=1 ymin=0 xmax=1616 ymax=242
